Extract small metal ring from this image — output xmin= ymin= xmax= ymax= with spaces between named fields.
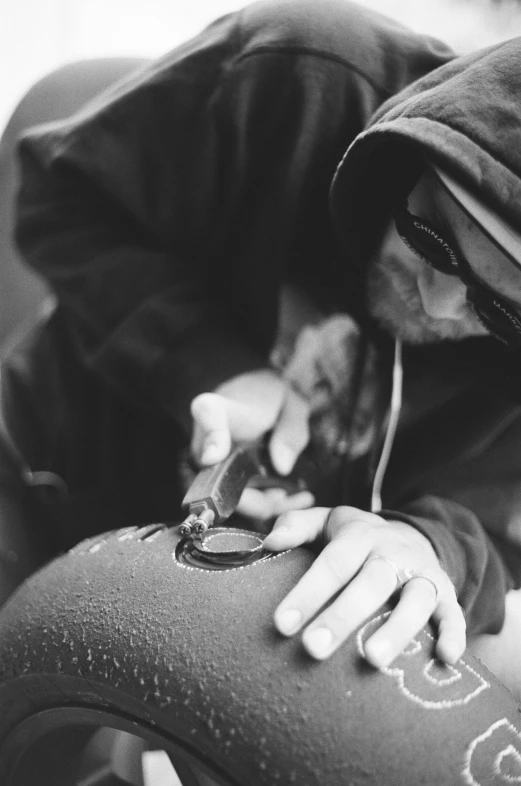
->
xmin=400 ymin=571 xmax=440 ymax=604
xmin=364 ymin=555 xmax=402 ymax=592
xmin=364 ymin=557 xmax=440 ymax=603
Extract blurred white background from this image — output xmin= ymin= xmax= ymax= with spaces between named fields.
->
xmin=0 ymin=0 xmax=249 ymax=135
xmin=2 ymin=0 xmax=521 ymax=136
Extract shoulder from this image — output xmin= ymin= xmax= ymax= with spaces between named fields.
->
xmin=241 ymin=0 xmax=400 ymax=49
xmin=235 ymin=0 xmax=452 ymax=95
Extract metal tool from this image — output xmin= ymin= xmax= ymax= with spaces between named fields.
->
xmin=180 ymin=441 xmax=308 ymax=539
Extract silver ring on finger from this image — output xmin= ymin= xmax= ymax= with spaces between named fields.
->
xmin=365 ymin=556 xmax=440 ymax=604
xmin=364 ymin=555 xmax=403 ymax=592
xmin=399 ymin=568 xmax=440 ymax=604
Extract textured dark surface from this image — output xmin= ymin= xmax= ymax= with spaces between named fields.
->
xmin=0 ymin=524 xmax=519 ymax=785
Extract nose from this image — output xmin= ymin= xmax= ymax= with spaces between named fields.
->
xmin=417 ymin=266 xmax=468 ymax=321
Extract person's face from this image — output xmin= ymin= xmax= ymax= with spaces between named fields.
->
xmin=367 ymin=169 xmax=521 ymax=344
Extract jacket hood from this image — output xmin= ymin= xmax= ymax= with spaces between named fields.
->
xmin=330 ymin=37 xmax=521 ymax=268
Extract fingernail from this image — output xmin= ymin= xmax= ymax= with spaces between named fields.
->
xmin=438 ymin=639 xmax=461 ymax=665
xmin=303 ymin=627 xmax=334 ymax=659
xmin=263 ymin=527 xmax=289 ymax=550
xmin=201 ymin=443 xmax=222 ymax=464
xmin=365 ymin=638 xmax=392 ymax=668
xmin=272 ymin=444 xmax=294 ymax=475
xmin=297 ymin=491 xmax=315 ymax=507
xmin=275 ymin=608 xmax=302 ymax=635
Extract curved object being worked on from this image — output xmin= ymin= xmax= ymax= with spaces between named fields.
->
xmin=0 ymin=523 xmax=519 ymax=785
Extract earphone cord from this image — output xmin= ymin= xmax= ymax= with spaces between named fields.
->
xmin=370 ymin=338 xmax=403 ymax=514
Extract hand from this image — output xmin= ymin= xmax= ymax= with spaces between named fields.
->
xmin=190 ymin=369 xmax=315 ymax=520
xmin=263 ymin=506 xmax=465 ymax=668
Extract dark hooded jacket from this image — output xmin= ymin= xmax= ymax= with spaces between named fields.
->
xmin=7 ymin=0 xmax=521 ymax=633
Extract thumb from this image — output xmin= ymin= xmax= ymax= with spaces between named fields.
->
xmin=190 ymin=393 xmax=232 ymax=465
xmin=263 ymin=506 xmax=330 ymax=550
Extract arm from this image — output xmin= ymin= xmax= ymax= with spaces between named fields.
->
xmin=15 ymin=39 xmax=357 ymax=430
xmin=264 ymin=505 xmax=466 ymax=668
xmin=16 ymin=2 xmax=446 ymax=433
xmin=379 ymin=496 xmax=514 ymax=636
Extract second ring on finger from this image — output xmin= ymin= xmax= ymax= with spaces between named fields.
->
xmin=362 ymin=571 xmax=444 ymax=668
xmin=364 ymin=555 xmax=440 ymax=605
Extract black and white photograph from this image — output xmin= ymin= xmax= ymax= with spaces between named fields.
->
xmin=1 ymin=1 xmax=521 ymax=783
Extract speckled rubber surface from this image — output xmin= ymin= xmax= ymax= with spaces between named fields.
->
xmin=0 ymin=523 xmax=519 ymax=785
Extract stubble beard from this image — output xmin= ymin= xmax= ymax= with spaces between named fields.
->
xmin=366 ymin=253 xmax=486 ymax=344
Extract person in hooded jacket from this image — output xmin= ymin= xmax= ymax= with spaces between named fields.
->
xmin=2 ymin=0 xmax=521 ymax=697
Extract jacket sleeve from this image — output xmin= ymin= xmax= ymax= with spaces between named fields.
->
xmin=381 ymin=405 xmax=521 ymax=635
xmin=381 ymin=498 xmax=513 ymax=635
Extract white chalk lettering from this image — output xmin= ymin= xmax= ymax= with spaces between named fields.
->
xmin=357 ymin=613 xmax=490 ymax=709
xmin=464 ymin=718 xmax=521 ymax=785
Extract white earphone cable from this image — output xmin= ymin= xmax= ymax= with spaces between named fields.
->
xmin=371 ymin=338 xmax=403 ymax=513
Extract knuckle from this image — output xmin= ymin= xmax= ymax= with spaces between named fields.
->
xmin=190 ymin=392 xmax=226 ymax=427
xmin=439 ymin=572 xmax=459 ymax=602
xmin=274 ymin=509 xmax=302 ymax=529
xmin=400 ymin=583 xmax=432 ymax=612
xmin=325 ymin=506 xmax=370 ymax=539
xmin=321 ymin=546 xmax=351 ymax=587
xmin=322 ymin=605 xmax=349 ymax=632
xmin=282 ymin=498 xmax=308 ymax=514
xmin=437 ymin=594 xmax=466 ymax=629
xmin=401 ymin=576 xmax=437 ymax=608
xmin=191 ymin=392 xmax=217 ymax=414
xmin=365 ymin=559 xmax=400 ymax=594
xmin=449 ymin=599 xmax=467 ymax=623
xmin=438 ymin=610 xmax=466 ymax=637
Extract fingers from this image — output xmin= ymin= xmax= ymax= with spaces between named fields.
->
xmin=279 ymin=559 xmax=463 ymax=666
xmin=266 ymin=507 xmax=465 ymax=667
xmin=264 ymin=505 xmax=379 ymax=551
xmin=190 ymin=374 xmax=310 ymax=473
xmin=272 ymin=519 xmax=374 ymax=643
xmin=433 ymin=587 xmax=466 ymax=665
xmin=269 ymin=386 xmax=310 ymax=475
xmin=364 ymin=576 xmax=465 ymax=668
xmin=363 ymin=576 xmax=440 ymax=668
xmin=236 ymin=487 xmax=315 ymax=521
xmin=274 ymin=548 xmax=398 ymax=659
xmin=191 ymin=388 xmax=279 ymax=465
xmin=300 ymin=555 xmax=400 ymax=659
xmin=263 ymin=507 xmax=333 ymax=550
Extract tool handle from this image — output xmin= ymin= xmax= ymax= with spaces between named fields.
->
xmin=182 ymin=443 xmax=262 ymax=524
